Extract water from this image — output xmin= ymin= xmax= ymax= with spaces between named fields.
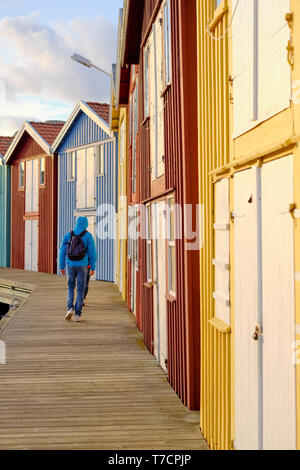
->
xmin=0 ymin=302 xmax=10 ymax=319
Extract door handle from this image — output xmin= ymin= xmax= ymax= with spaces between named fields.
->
xmin=252 ymin=324 xmax=263 ymax=341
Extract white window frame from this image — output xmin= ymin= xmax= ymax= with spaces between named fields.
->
xmin=19 ymin=162 xmax=25 ymax=188
xmin=146 ymin=204 xmax=152 ymax=282
xmin=163 ymin=0 xmax=172 ymax=86
xmin=167 ymin=196 xmax=176 ymax=296
xmin=40 ymin=157 xmax=45 ymax=186
xmin=67 ymin=151 xmax=76 ymax=182
xmin=96 ymin=144 xmax=105 ymax=177
xmin=144 ymin=46 xmax=150 ymax=118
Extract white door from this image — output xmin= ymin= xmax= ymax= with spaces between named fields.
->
xmin=153 ymin=201 xmax=168 ymax=373
xmin=86 ymin=147 xmax=95 ymax=208
xmin=234 ymin=158 xmax=296 ymax=450
xmin=25 ymin=219 xmax=38 ymax=272
xmin=234 ymin=167 xmax=261 ymax=450
xmin=25 ymin=159 xmax=39 ymax=213
xmin=261 ymin=155 xmax=296 ymax=450
xmin=25 ymin=160 xmax=32 ymax=213
xmin=76 ymin=149 xmax=86 ymax=209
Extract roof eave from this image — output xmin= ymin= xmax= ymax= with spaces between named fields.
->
xmin=4 ymin=122 xmax=51 ymax=164
xmin=122 ymin=0 xmax=145 ymax=66
xmin=51 ymin=101 xmax=112 ymax=153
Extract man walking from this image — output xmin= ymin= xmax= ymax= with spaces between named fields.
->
xmin=59 ymin=216 xmax=97 ymax=322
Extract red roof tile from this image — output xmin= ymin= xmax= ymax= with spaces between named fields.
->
xmin=29 ymin=121 xmax=65 ymax=146
xmin=0 ymin=136 xmax=13 ymax=156
xmin=86 ymin=102 xmax=110 ymax=123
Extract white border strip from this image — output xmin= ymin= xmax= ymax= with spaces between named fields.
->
xmin=296 ymin=324 xmax=300 ymax=336
xmin=295 ymin=272 xmax=300 ymax=282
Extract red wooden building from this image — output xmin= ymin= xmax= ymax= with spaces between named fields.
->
xmin=116 ymin=0 xmax=200 ymax=409
xmin=5 ymin=121 xmax=64 ymax=274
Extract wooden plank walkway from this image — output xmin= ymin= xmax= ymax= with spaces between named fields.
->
xmin=0 ymin=269 xmax=208 ymax=450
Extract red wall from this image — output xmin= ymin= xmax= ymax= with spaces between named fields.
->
xmin=10 ymin=132 xmax=57 ymax=274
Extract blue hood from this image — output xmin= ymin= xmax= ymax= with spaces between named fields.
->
xmin=74 ymin=216 xmax=89 ymax=235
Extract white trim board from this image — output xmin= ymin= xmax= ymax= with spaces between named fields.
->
xmin=74 ymin=210 xmax=97 ymax=217
xmin=295 ymin=272 xmax=300 ymax=282
xmin=52 ymin=101 xmax=113 ymax=153
xmin=5 ymin=121 xmax=52 ymax=163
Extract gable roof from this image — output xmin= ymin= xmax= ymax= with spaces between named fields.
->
xmin=29 ymin=122 xmax=65 ymax=146
xmin=5 ymin=121 xmax=64 ymax=164
xmin=86 ymin=102 xmax=110 ymax=123
xmin=0 ymin=136 xmax=13 ymax=159
xmin=51 ymin=100 xmax=112 ymax=153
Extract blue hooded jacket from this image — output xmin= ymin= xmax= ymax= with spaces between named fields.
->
xmin=59 ymin=216 xmax=97 ymax=271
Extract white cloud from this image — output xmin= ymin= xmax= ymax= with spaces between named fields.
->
xmin=0 ymin=12 xmax=116 ymax=135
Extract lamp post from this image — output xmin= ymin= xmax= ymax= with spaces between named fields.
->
xmin=71 ymin=53 xmax=111 ymax=77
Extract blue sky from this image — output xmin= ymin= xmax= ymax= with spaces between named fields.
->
xmin=0 ymin=0 xmax=123 ymax=24
xmin=0 ymin=0 xmax=123 ymax=135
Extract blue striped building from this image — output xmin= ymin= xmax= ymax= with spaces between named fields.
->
xmin=52 ymin=101 xmax=118 ymax=282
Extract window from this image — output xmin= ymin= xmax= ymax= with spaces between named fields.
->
xmin=40 ymin=157 xmax=45 ymax=185
xmin=146 ymin=205 xmax=152 ymax=282
xmin=163 ymin=0 xmax=171 ymax=85
xmin=19 ymin=162 xmax=25 ymax=188
xmin=144 ymin=46 xmax=150 ymax=117
xmin=67 ymin=151 xmax=75 ymax=181
xmin=167 ymin=197 xmax=176 ymax=295
xmin=96 ymin=144 xmax=105 ymax=176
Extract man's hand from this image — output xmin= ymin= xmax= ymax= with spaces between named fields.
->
xmin=90 ymin=270 xmax=95 ymax=277
xmin=60 ymin=269 xmax=66 ymax=276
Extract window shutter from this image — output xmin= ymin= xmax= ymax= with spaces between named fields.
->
xmin=232 ymin=0 xmax=255 ymax=138
xmin=258 ymin=0 xmax=291 ymax=121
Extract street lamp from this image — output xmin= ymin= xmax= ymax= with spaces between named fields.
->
xmin=71 ymin=53 xmax=111 ymax=77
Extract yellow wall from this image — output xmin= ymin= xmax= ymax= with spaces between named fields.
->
xmin=197 ymin=0 xmax=300 ymax=449
xmin=197 ymin=0 xmax=231 ymax=450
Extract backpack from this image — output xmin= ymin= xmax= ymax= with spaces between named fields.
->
xmin=66 ymin=230 xmax=87 ymax=261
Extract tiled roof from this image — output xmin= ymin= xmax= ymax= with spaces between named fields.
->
xmin=0 ymin=136 xmax=13 ymax=156
xmin=86 ymin=102 xmax=110 ymax=123
xmin=29 ymin=122 xmax=65 ymax=146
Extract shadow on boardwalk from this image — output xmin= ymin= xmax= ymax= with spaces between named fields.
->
xmin=0 ymin=269 xmax=208 ymax=450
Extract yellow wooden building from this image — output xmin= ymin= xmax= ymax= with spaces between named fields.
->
xmin=110 ymin=10 xmax=128 ymax=302
xmin=197 ymin=0 xmax=300 ymax=450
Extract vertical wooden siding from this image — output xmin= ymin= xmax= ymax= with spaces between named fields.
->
xmin=38 ymin=155 xmax=57 ymax=274
xmin=163 ymin=87 xmax=175 ymax=190
xmin=197 ymin=0 xmax=231 ymax=449
xmin=0 ymin=165 xmax=10 ymax=267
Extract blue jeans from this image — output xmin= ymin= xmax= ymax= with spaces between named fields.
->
xmin=67 ymin=266 xmax=88 ymax=317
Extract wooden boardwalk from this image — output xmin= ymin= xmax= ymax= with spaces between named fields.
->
xmin=0 ymin=269 xmax=208 ymax=450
